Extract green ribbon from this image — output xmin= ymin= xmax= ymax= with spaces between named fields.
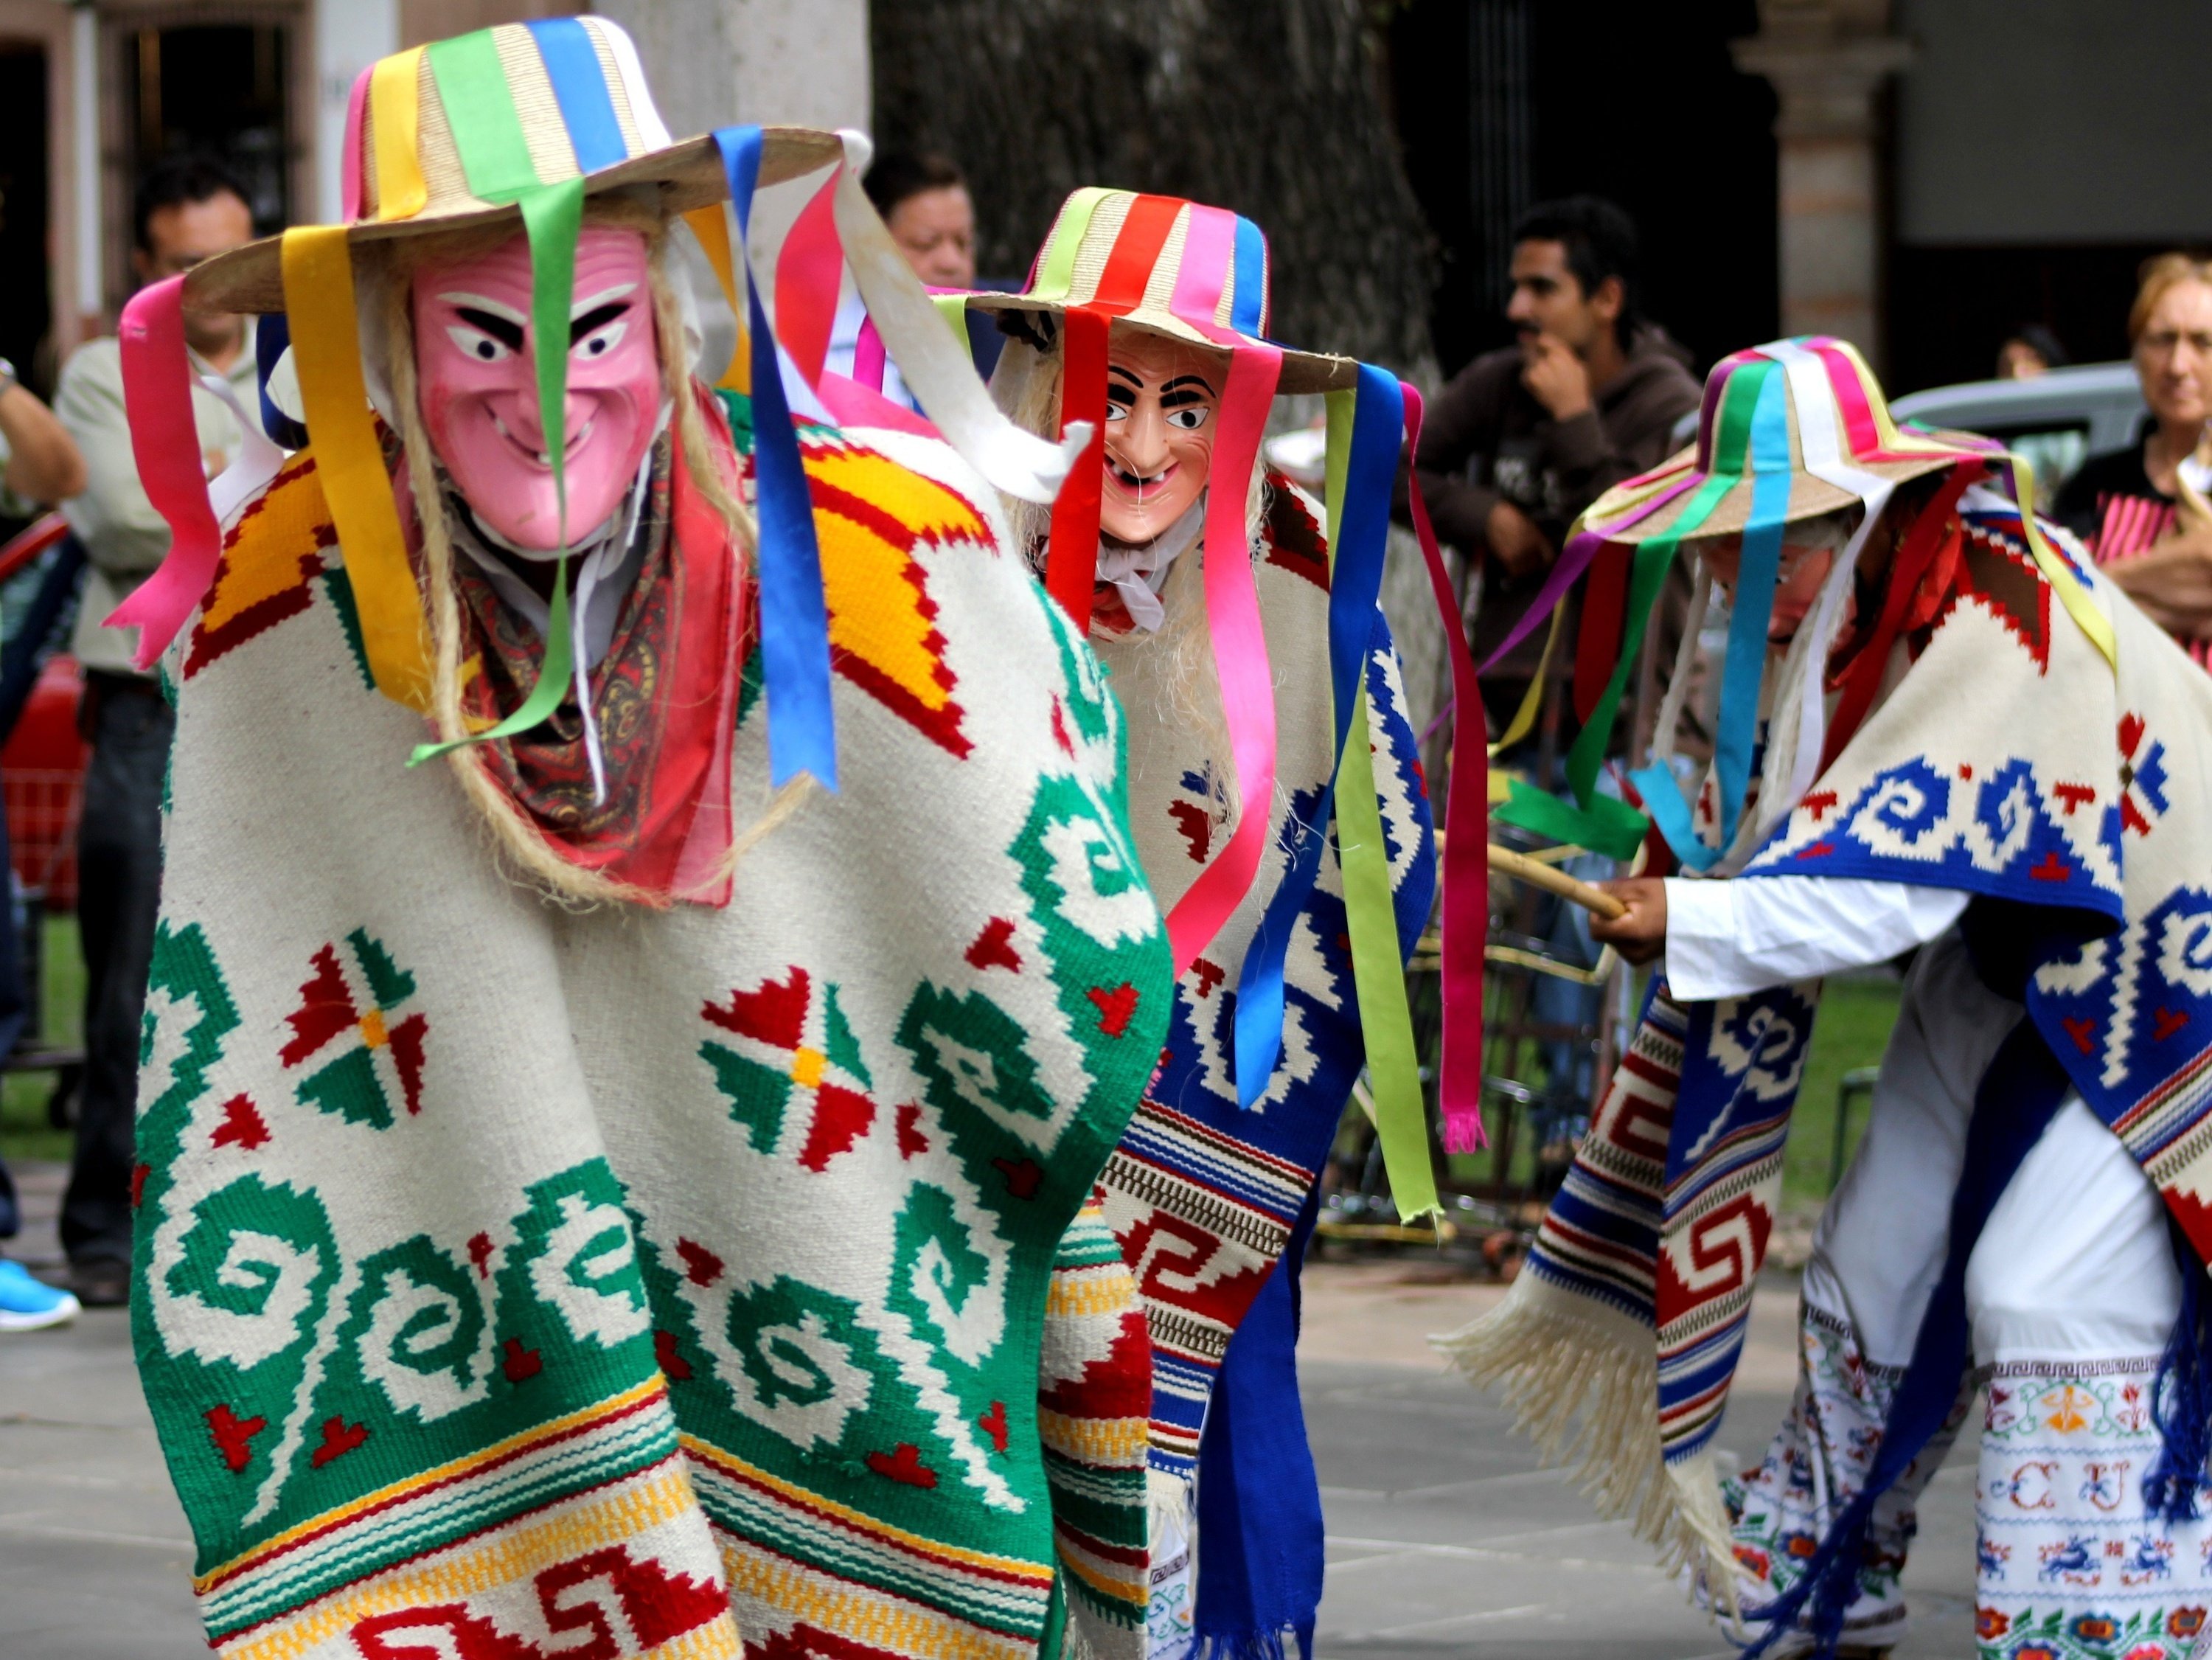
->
xmin=1497 ymin=361 xmax=1769 ymax=854
xmin=406 ymin=35 xmax=590 ymax=770
xmin=425 ymin=32 xmax=540 ymax=204
xmin=408 ymin=555 xmax=576 ymax=768
xmin=1337 ymin=681 xmax=1441 ymax=1223
xmin=1316 ymin=382 xmax=1440 ymax=1221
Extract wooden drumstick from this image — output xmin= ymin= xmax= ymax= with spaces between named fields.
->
xmin=1486 ymin=843 xmax=1629 ymax=920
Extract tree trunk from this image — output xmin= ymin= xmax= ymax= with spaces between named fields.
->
xmin=871 ymin=0 xmax=1437 ymax=375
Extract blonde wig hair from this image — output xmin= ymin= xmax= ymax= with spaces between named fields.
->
xmin=365 ymin=202 xmax=790 ymax=907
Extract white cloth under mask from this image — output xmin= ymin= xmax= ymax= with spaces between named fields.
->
xmin=1095 ymin=494 xmax=1206 ymax=633
xmin=1739 ymin=338 xmax=1897 ymax=871
xmin=451 ymin=448 xmax=655 ymax=805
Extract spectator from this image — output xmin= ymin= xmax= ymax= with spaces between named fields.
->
xmin=864 ymin=150 xmax=977 ymax=289
xmin=1996 ymin=322 xmax=2068 ymax=380
xmin=55 ymin=156 xmax=260 ymax=1307
xmin=0 ymin=319 xmax=93 ymax=1334
xmin=2053 ymin=252 xmax=2212 ymax=666
xmin=1405 ymin=195 xmax=1701 ymax=664
xmin=829 ymin=150 xmax=990 ymax=407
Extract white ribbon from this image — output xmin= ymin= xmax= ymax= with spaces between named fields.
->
xmin=829 ymin=130 xmax=1090 ymax=505
xmin=198 ymin=373 xmax=288 ymax=531
xmin=1720 ymin=339 xmax=1897 ymax=871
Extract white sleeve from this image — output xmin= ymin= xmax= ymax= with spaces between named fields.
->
xmin=1662 ymin=875 xmax=1971 ymax=1001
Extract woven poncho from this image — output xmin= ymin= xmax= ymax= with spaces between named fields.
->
xmin=131 ymin=414 xmax=1172 ymax=1660
xmin=1091 ymin=479 xmax=1433 ymax=1650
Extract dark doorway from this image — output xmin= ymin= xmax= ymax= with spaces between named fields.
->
xmin=126 ymin=24 xmax=290 ymax=238
xmin=1389 ymin=0 xmax=1777 ymax=380
xmin=1888 ymin=244 xmax=2177 ymax=395
xmin=0 ymin=44 xmax=49 ymax=397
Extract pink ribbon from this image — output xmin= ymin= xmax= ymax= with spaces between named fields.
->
xmin=1169 ymin=204 xmax=1238 ymax=324
xmin=340 ymin=65 xmax=372 ymax=222
xmin=1165 ymin=340 xmax=1283 ymax=973
xmin=1402 ymin=383 xmax=1489 ymax=1153
xmin=1475 ymin=471 xmax=1699 ymax=675
xmin=852 ymin=316 xmax=886 ymax=392
xmin=813 ymin=371 xmax=939 ymax=440
xmin=106 ymin=277 xmax=223 ymax=668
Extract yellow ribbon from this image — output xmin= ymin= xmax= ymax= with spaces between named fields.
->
xmin=680 ymin=205 xmax=749 ymax=393
xmin=369 ymin=48 xmax=428 ymax=221
xmin=282 ymin=226 xmax=431 ymax=710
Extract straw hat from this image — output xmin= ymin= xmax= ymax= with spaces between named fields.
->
xmin=1578 ymin=336 xmax=1997 ymax=545
xmin=964 ymin=189 xmax=1358 ymax=396
xmin=181 ymin=16 xmax=838 ymax=316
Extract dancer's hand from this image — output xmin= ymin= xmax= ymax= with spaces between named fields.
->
xmin=1590 ymin=878 xmax=1667 ymax=965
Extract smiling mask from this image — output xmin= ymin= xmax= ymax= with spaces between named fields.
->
xmin=1099 ymin=330 xmax=1227 ymax=545
xmin=413 ymin=224 xmax=661 ymax=554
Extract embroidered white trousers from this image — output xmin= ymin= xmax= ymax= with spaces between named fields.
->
xmin=1727 ymin=928 xmax=2210 ymax=1657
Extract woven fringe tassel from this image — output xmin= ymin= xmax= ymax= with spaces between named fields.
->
xmin=1432 ymin=1276 xmax=1739 ymax=1616
xmin=1059 ymin=1611 xmax=1101 ymax=1660
xmin=1191 ymin=1629 xmax=1295 ymax=1660
xmin=1661 ymin=1450 xmax=1747 ymax=1625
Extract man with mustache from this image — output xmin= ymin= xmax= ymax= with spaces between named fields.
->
xmin=1406 ymin=196 xmax=1699 ymax=661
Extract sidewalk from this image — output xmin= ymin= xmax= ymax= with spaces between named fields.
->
xmin=0 ymin=1167 xmax=1977 ymax=1658
xmin=2 ymin=1164 xmax=201 ymax=1658
xmin=1298 ymin=1259 xmax=1977 ymax=1659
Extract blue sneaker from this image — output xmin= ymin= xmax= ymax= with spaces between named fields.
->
xmin=0 ymin=1259 xmax=79 ymax=1331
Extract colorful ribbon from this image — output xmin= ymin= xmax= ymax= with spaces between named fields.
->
xmin=106 ymin=277 xmax=223 ymax=667
xmin=1239 ymin=369 xmax=1389 ymax=1111
xmin=1402 ymin=383 xmax=1489 ymax=1156
xmin=1166 ymin=341 xmax=1283 ymax=973
xmin=713 ymin=125 xmax=838 ymax=791
xmin=1232 ymin=366 xmax=1400 ymax=1104
xmin=1641 ymin=362 xmax=1790 ymax=869
xmin=280 ymin=226 xmax=433 ymax=710
xmin=773 ymin=169 xmax=844 ymax=387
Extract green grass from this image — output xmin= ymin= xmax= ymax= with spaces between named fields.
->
xmin=1439 ymin=969 xmax=1905 ymax=1216
xmin=0 ymin=913 xmax=85 ymax=1167
xmin=1781 ymin=973 xmax=1902 ymax=1215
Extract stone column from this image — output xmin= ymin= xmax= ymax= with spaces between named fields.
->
xmin=594 ymin=0 xmax=869 ymax=141
xmin=1733 ymin=1 xmax=1911 ymax=369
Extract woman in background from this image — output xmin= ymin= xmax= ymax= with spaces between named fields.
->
xmin=2055 ymin=251 xmax=2212 ymax=663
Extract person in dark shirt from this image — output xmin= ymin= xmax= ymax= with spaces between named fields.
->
xmin=1409 ymin=199 xmax=1699 ymax=572
xmin=2053 ymin=252 xmax=2212 ymax=667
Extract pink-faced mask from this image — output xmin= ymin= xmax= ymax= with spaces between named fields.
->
xmin=412 ymin=224 xmax=661 ymax=555
xmin=1099 ymin=330 xmax=1228 ymax=545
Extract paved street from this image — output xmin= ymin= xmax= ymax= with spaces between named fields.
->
xmin=0 ymin=1168 xmax=1976 ymax=1658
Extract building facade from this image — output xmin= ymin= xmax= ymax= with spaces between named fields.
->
xmin=1 ymin=0 xmax=866 ymax=390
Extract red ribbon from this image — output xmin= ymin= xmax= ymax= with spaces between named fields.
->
xmin=1402 ymin=383 xmax=1489 ymax=1153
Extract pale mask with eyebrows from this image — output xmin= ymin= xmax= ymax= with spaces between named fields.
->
xmin=411 ymin=225 xmax=661 ymax=554
xmin=1099 ymin=329 xmax=1228 ymax=544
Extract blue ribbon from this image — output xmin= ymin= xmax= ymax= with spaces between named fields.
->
xmin=1630 ymin=368 xmax=1791 ymax=870
xmin=1227 ymin=214 xmax=1269 ymax=338
xmin=1230 ymin=364 xmax=1401 ymax=1106
xmin=713 ymin=125 xmax=838 ymax=791
xmin=253 ymin=313 xmax=308 ymax=451
xmin=526 ymin=18 xmax=630 ymax=173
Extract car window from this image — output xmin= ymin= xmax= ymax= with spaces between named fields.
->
xmin=1967 ymin=423 xmax=2090 ymax=508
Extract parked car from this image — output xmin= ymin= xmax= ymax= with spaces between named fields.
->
xmin=1891 ymin=361 xmax=2146 ymax=507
